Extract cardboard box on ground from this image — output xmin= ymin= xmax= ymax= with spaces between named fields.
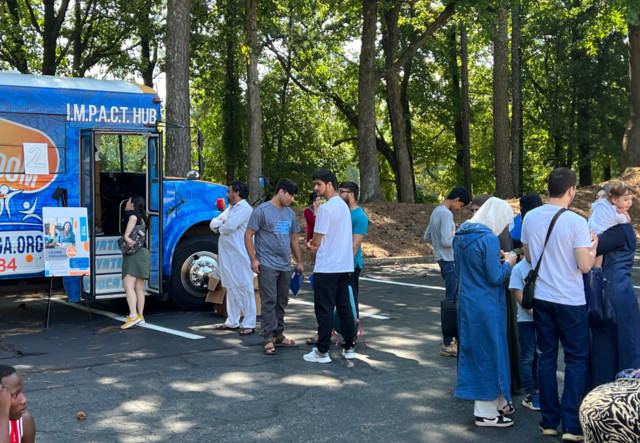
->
xmin=205 ymin=273 xmax=261 ymax=317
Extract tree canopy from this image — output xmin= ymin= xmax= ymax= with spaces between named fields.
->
xmin=0 ymin=0 xmax=636 ymax=202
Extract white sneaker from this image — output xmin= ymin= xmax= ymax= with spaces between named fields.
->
xmin=303 ymin=348 xmax=331 ymax=364
xmin=95 ymin=227 xmax=104 ymax=236
xmin=342 ymin=348 xmax=356 ymax=360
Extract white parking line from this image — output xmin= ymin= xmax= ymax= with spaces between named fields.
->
xmin=42 ymin=297 xmax=206 ymax=340
xmin=289 ymin=299 xmax=390 ymax=320
xmin=360 ymin=277 xmax=445 ymax=291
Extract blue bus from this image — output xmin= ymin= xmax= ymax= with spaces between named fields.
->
xmin=0 ymin=71 xmax=227 ymax=310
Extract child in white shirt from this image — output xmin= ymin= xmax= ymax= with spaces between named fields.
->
xmin=588 ymin=181 xmax=634 ymax=267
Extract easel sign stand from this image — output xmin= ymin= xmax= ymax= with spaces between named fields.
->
xmin=43 ymin=187 xmax=95 ymax=339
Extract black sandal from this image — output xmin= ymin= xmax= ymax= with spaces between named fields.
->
xmin=215 ymin=324 xmax=239 ymax=330
xmin=239 ymin=328 xmax=255 ymax=336
xmin=263 ymin=340 xmax=277 ymax=355
xmin=274 ymin=336 xmax=298 ymax=347
xmin=306 ymin=336 xmax=319 ymax=345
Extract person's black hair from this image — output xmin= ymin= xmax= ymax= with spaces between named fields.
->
xmin=519 ymin=193 xmax=543 ymax=220
xmin=130 ymin=195 xmax=149 ymax=226
xmin=308 ymin=192 xmax=318 ymax=206
xmin=446 ymin=186 xmax=470 ymax=206
xmin=339 ymin=181 xmax=359 ymax=201
xmin=63 ymin=221 xmax=72 ymax=230
xmin=312 ymin=169 xmax=338 ymax=190
xmin=0 ymin=365 xmax=16 ymax=384
xmin=275 ymin=178 xmax=298 ymax=196
xmin=547 ymin=168 xmax=577 ymax=198
xmin=227 ymin=181 xmax=249 ymax=200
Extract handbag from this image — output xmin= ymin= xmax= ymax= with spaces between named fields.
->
xmin=585 ymin=266 xmax=616 ymax=328
xmin=522 ymin=208 xmax=567 ymax=310
xmin=117 ymin=223 xmax=146 ymax=256
xmin=441 ymin=280 xmax=459 ymax=339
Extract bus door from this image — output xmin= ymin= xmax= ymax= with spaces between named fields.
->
xmin=146 ymin=133 xmax=162 ymax=294
xmin=80 ymin=131 xmax=162 ymax=299
xmin=80 ymin=130 xmax=98 ymax=299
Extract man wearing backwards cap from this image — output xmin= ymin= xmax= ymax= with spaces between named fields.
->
xmin=424 ymin=186 xmax=470 ymax=357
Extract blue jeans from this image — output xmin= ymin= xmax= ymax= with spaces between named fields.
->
xmin=518 ymin=321 xmax=538 ymax=396
xmin=438 ymin=260 xmax=457 ymax=346
xmin=534 ymin=299 xmax=589 ymax=435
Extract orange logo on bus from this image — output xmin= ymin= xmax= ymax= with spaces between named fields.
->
xmin=0 ymin=118 xmax=60 ymax=193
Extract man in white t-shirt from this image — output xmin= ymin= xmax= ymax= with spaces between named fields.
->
xmin=521 ymin=168 xmax=598 ymax=441
xmin=304 ymin=170 xmax=354 ymax=364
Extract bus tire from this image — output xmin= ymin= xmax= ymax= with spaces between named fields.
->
xmin=169 ymin=235 xmax=219 ymax=311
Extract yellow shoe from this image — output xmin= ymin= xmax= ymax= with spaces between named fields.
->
xmin=139 ymin=315 xmax=146 ymax=325
xmin=121 ymin=314 xmax=141 ymax=329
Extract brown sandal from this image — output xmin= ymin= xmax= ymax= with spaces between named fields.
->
xmin=274 ymin=336 xmax=298 ymax=347
xmin=263 ymin=340 xmax=277 ymax=355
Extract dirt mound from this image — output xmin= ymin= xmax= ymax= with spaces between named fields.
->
xmin=294 ymin=168 xmax=640 ymax=263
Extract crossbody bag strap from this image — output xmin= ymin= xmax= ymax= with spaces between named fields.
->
xmin=533 ymin=208 xmax=567 ymax=275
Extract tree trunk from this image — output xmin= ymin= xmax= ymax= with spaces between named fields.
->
xmin=383 ymin=2 xmax=414 ymax=203
xmin=358 ymin=0 xmax=385 ymax=202
xmin=510 ymin=0 xmax=522 ymax=196
xmin=492 ymin=4 xmax=514 ymax=198
xmin=222 ymin=0 xmax=242 ymax=183
xmin=460 ymin=25 xmax=472 ymax=193
xmin=165 ymin=0 xmax=192 ymax=178
xmin=41 ymin=0 xmax=70 ymax=75
xmin=446 ymin=26 xmax=464 ymax=172
xmin=622 ymin=20 xmax=640 ymax=169
xmin=577 ymin=100 xmax=592 ymax=186
xmin=245 ymin=0 xmax=263 ymax=202
xmin=140 ymin=0 xmax=157 ymax=88
xmin=401 ymin=53 xmax=416 ymax=196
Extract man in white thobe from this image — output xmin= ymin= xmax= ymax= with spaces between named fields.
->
xmin=210 ymin=182 xmax=257 ymax=335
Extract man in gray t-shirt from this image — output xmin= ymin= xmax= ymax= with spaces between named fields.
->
xmin=245 ymin=179 xmax=304 ymax=355
xmin=423 ymin=186 xmax=469 ymax=357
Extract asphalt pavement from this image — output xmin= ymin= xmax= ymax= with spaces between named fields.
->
xmin=1 ymin=263 xmax=638 ymax=442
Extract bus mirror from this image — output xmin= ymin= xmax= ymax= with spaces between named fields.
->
xmin=186 ymin=169 xmax=200 ymax=180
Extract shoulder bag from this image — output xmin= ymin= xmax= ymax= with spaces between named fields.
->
xmin=522 ymin=208 xmax=567 ymax=310
xmin=117 ymin=223 xmax=146 ymax=256
xmin=441 ymin=280 xmax=459 ymax=339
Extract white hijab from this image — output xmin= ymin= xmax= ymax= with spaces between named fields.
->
xmin=469 ymin=197 xmax=514 ymax=236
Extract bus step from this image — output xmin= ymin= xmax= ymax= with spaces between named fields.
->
xmin=95 ymin=236 xmax=123 ymax=256
xmin=83 ymin=274 xmax=149 ymax=298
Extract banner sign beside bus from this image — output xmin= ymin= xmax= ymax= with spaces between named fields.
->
xmin=42 ymin=207 xmax=90 ymax=277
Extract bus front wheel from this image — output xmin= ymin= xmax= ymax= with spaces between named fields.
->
xmin=169 ymin=235 xmax=219 ymax=310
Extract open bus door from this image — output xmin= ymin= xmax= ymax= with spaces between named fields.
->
xmin=80 ymin=130 xmax=163 ymax=299
xmin=80 ymin=130 xmax=97 ymax=299
xmin=146 ymin=133 xmax=162 ymax=295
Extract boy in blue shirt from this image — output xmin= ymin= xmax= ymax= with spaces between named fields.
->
xmin=339 ymin=181 xmax=369 ymax=317
xmin=508 ymin=194 xmax=543 ymax=411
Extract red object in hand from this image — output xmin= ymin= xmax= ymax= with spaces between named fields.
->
xmin=216 ymin=198 xmax=226 ymax=211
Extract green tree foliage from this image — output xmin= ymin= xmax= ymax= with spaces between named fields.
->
xmin=0 ymin=0 xmax=633 ymax=201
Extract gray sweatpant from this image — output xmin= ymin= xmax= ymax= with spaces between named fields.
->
xmin=257 ymin=265 xmax=290 ymax=340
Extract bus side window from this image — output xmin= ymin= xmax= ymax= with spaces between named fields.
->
xmin=99 ymin=135 xmax=146 ymax=174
